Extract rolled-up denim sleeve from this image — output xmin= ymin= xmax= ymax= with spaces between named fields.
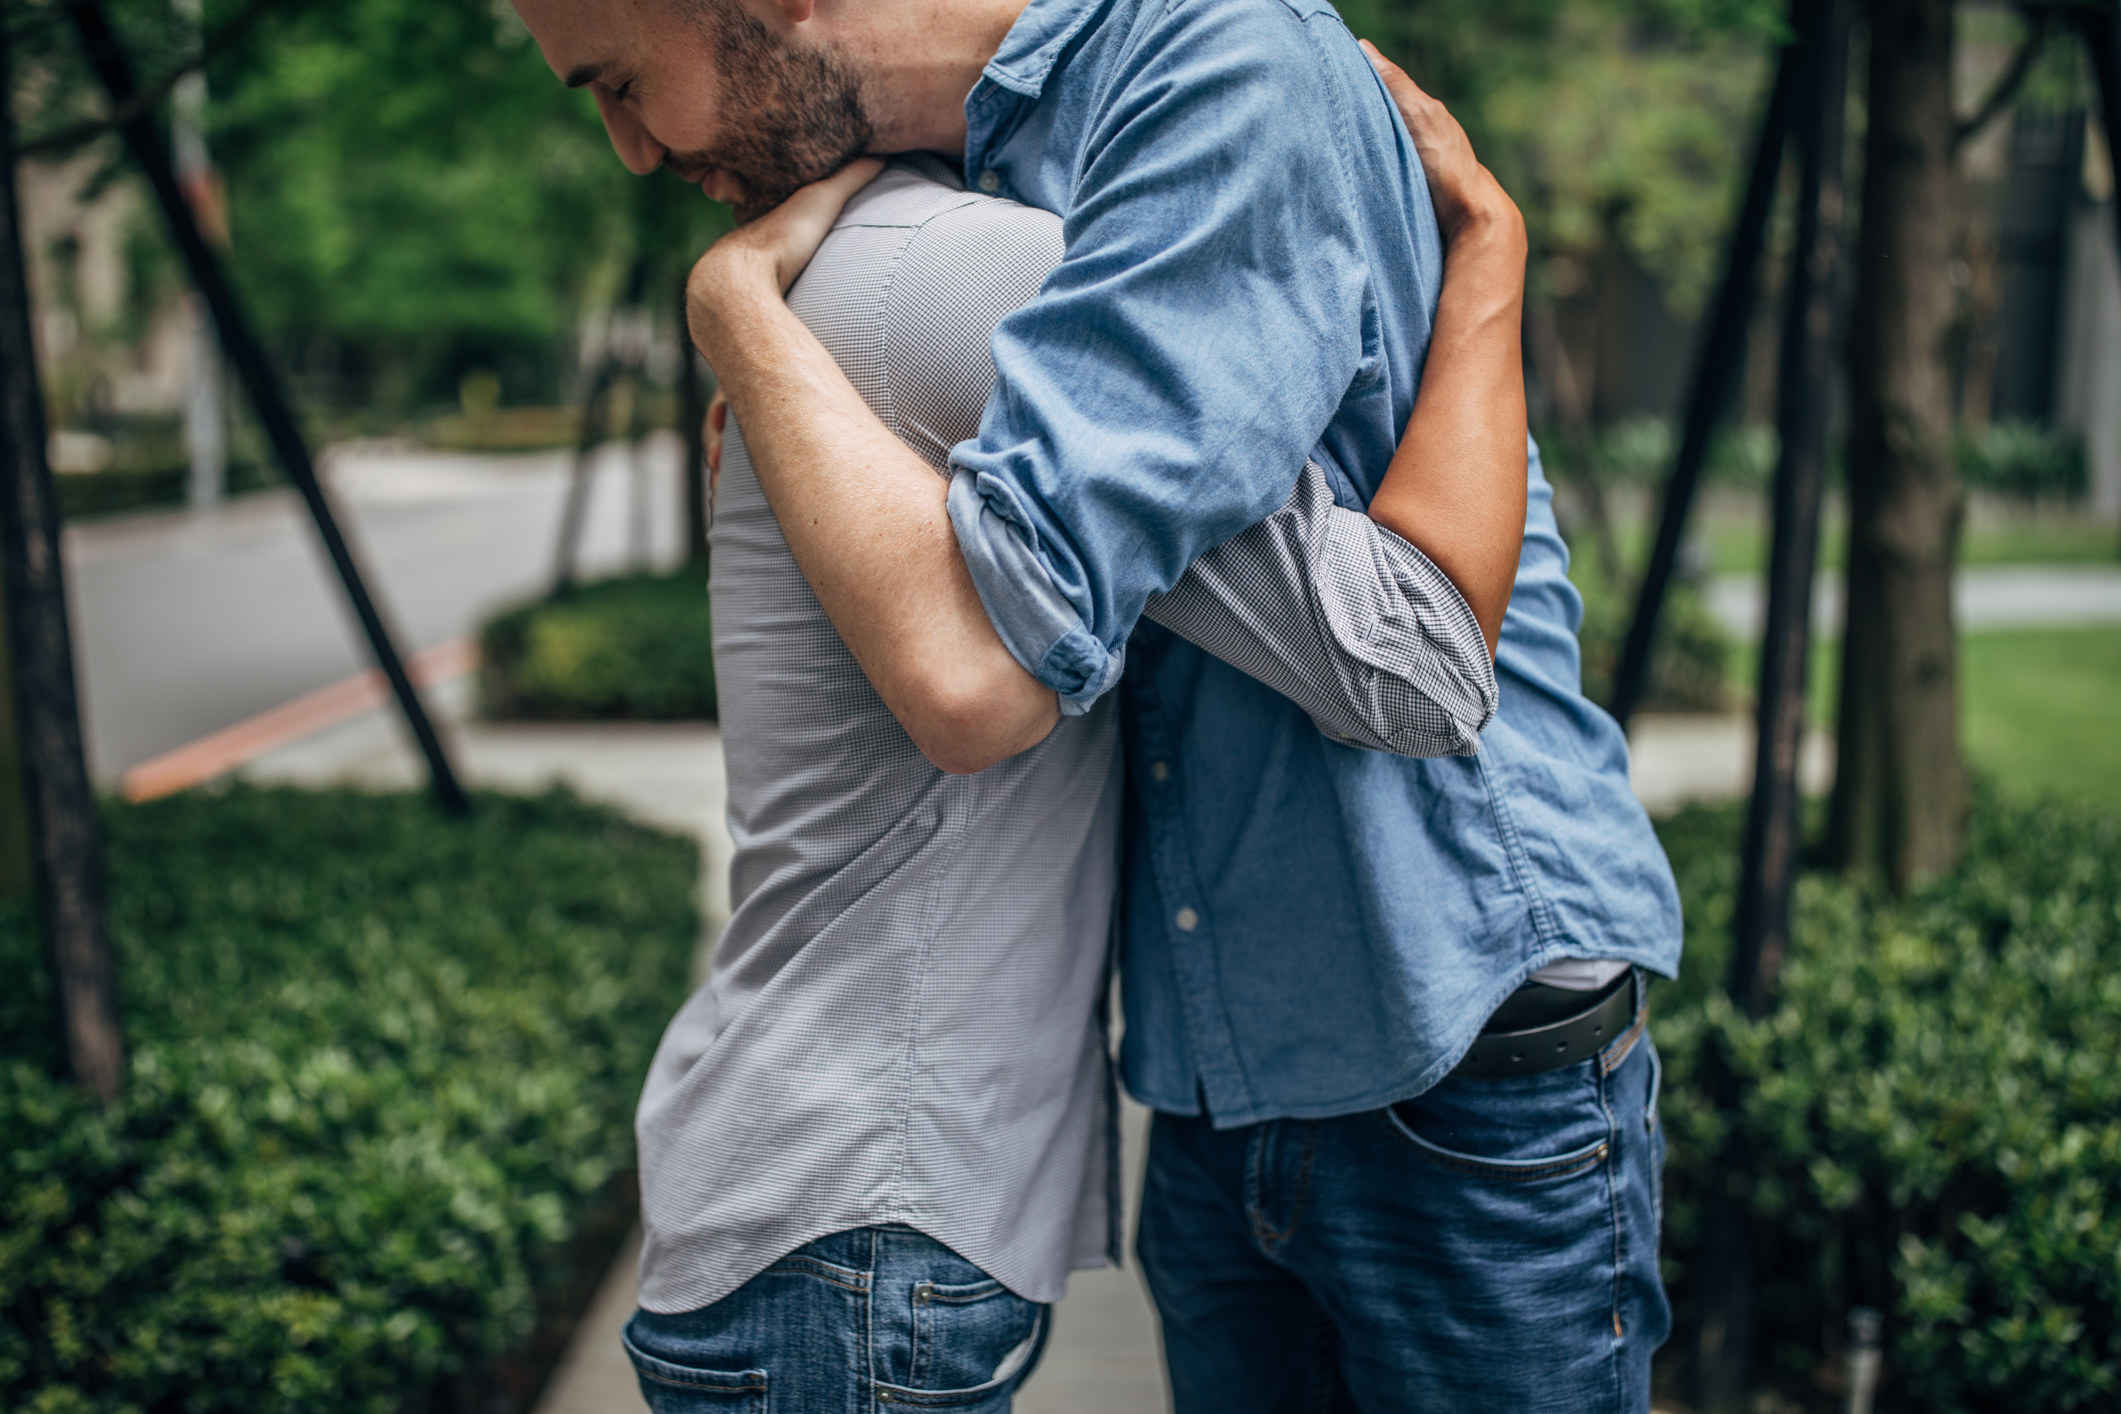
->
xmin=1142 ymin=461 xmax=1498 ymax=756
xmin=946 ymin=10 xmax=1374 ymax=714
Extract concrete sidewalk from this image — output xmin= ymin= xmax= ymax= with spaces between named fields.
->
xmin=241 ymin=687 xmax=1792 ymax=1413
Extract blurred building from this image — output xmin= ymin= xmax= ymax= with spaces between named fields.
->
xmin=19 ymin=152 xmax=193 ymax=431
xmin=1539 ymin=23 xmax=2121 ymax=519
xmin=2054 ymin=129 xmax=2121 ymax=517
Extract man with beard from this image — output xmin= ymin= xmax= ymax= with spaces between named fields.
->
xmin=510 ymin=0 xmax=1682 ymax=1409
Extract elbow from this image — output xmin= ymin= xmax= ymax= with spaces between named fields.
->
xmin=899 ymin=660 xmax=1060 ymax=776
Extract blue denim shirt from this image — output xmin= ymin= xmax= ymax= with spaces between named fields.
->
xmin=946 ymin=0 xmax=1683 ymax=1126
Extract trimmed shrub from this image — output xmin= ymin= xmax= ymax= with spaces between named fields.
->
xmin=0 ymin=786 xmax=698 ymax=1414
xmin=1958 ymin=422 xmax=2088 ymax=503
xmin=1654 ymin=791 xmax=2121 ymax=1412
xmin=479 ymin=569 xmax=717 ymax=721
xmin=56 ymin=460 xmax=278 ymax=521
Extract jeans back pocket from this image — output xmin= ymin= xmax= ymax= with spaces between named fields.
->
xmin=881 ymin=1279 xmax=1046 ymax=1409
xmin=622 ymin=1327 xmax=768 ymax=1414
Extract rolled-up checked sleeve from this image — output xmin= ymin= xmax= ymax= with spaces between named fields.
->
xmin=1144 ymin=461 xmax=1498 ymax=757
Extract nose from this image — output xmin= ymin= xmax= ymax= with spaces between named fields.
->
xmin=592 ymin=88 xmax=668 ymax=176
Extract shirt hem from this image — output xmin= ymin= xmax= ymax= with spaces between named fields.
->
xmin=1123 ymin=941 xmax=1677 ymax=1129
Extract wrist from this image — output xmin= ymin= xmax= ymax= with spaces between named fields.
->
xmin=685 ymin=242 xmax=780 ymax=365
xmin=1442 ymin=203 xmax=1527 ymax=270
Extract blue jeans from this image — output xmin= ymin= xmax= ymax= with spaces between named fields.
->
xmin=1137 ymin=1008 xmax=1669 ymax=1413
xmin=623 ymin=1227 xmax=1049 ymax=1413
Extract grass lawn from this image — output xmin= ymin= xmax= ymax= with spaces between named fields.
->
xmin=1719 ymin=624 xmax=2121 ymax=807
xmin=1700 ymin=517 xmax=2121 ymax=576
xmin=1961 ymin=627 xmax=2121 ymax=805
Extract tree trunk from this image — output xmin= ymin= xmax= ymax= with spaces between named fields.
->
xmin=1 ymin=17 xmax=125 ymax=1100
xmin=1828 ymin=0 xmax=1966 ymax=890
xmin=0 ymin=570 xmax=34 ymax=903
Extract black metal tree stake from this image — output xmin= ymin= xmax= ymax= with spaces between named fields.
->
xmin=65 ymin=0 xmax=469 ymax=814
xmin=1692 ymin=0 xmax=1851 ymax=1403
xmin=1610 ymin=41 xmax=1796 ymax=730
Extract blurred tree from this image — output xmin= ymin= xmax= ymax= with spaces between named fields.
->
xmin=1344 ymin=0 xmax=1784 ymax=320
xmin=13 ymin=0 xmax=726 ymax=415
xmin=202 ymin=0 xmax=639 ymax=407
xmin=0 ymin=574 xmax=31 ymax=903
xmin=3 ymin=10 xmax=123 ymax=1099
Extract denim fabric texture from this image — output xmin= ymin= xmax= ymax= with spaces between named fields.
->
xmin=949 ymin=0 xmax=1684 ymax=1127
xmin=1136 ymin=995 xmax=1670 ymax=1413
xmin=623 ymin=1227 xmax=1049 ymax=1414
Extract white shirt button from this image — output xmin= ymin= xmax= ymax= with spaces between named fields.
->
xmin=1175 ymin=907 xmax=1200 ymax=932
xmin=977 ymin=169 xmax=1002 ymax=193
xmin=1149 ymin=760 xmax=1170 ymax=782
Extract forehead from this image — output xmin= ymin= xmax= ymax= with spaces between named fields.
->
xmin=511 ymin=0 xmax=657 ymax=79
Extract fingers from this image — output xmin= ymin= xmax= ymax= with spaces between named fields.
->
xmin=1358 ymin=39 xmax=1430 ymax=116
xmin=764 ymin=156 xmax=887 ymax=291
xmin=706 ymin=390 xmax=727 ymax=479
xmin=1358 ymin=39 xmax=1460 ymax=156
xmin=1356 ymin=38 xmax=1518 ymax=247
xmin=817 ymin=155 xmax=886 ymax=201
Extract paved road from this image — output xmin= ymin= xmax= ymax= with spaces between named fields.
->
xmin=1707 ymin=563 xmax=2121 ymax=641
xmin=64 ymin=437 xmax=684 ymax=782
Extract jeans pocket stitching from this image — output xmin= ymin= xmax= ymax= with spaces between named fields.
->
xmin=765 ymin=1252 xmax=871 ymax=1293
xmin=621 ymin=1329 xmax=768 ymax=1394
xmin=915 ymin=1278 xmax=1006 ymax=1305
xmin=878 ymin=1306 xmax=1046 ymax=1407
xmin=1384 ymin=1104 xmax=1612 ymax=1182
xmin=1597 ymin=988 xmax=1650 ymax=1076
xmin=1642 ymin=1040 xmax=1663 ymax=1133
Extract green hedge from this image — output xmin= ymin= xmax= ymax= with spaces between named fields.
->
xmin=0 ymin=787 xmax=698 ymax=1414
xmin=479 ymin=569 xmax=717 ymax=721
xmin=1654 ymin=791 xmax=2121 ymax=1411
xmin=1958 ymin=422 xmax=2088 ymax=503
xmin=56 ymin=462 xmax=279 ymax=522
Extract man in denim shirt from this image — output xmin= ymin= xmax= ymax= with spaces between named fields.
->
xmin=515 ymin=0 xmax=1683 ymax=1406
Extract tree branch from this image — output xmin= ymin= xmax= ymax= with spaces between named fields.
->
xmin=7 ymin=0 xmax=287 ymax=161
xmin=1955 ymin=7 xmax=2052 ymax=151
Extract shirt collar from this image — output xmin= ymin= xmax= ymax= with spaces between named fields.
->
xmin=979 ymin=0 xmax=1110 ymax=99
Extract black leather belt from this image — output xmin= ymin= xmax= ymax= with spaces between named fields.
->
xmin=1450 ymin=971 xmax=1640 ymax=1081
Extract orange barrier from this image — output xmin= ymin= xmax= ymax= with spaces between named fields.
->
xmin=119 ymin=637 xmax=477 ymax=802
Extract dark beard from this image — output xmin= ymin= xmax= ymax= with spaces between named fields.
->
xmin=672 ymin=0 xmax=874 ymax=222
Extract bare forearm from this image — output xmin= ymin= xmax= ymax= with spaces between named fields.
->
xmin=692 ymin=260 xmax=1058 ymax=773
xmin=1366 ymin=216 xmax=1529 ymax=655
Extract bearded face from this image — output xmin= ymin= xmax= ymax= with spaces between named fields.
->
xmin=515 ymin=0 xmax=878 ymax=223
xmin=661 ymin=0 xmax=876 ymax=221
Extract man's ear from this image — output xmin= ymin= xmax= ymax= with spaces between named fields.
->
xmin=760 ymin=0 xmax=817 ymax=25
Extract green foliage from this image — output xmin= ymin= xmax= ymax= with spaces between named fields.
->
xmin=200 ymin=0 xmax=725 ymax=407
xmin=1572 ymin=551 xmax=1731 ymax=712
xmin=1342 ymin=0 xmax=1781 ymax=316
xmin=480 ymin=569 xmax=717 ymax=721
xmin=15 ymin=0 xmax=729 ymax=413
xmin=0 ymin=786 xmax=698 ymax=1414
xmin=54 ymin=459 xmax=276 ymax=520
xmin=1654 ymin=792 xmax=2121 ymax=1410
xmin=1957 ymin=421 xmax=2089 ymax=503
